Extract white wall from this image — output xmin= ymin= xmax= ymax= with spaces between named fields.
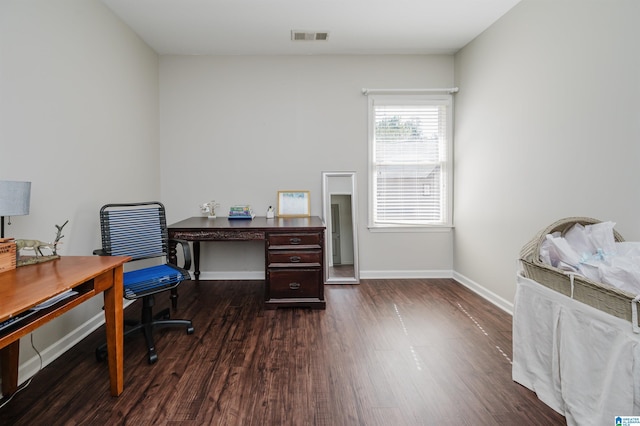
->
xmin=1 ymin=0 xmax=158 ymax=385
xmin=159 ymin=55 xmax=455 ymax=278
xmin=453 ymin=0 xmax=640 ymax=308
xmin=10 ymin=0 xmax=634 ymax=390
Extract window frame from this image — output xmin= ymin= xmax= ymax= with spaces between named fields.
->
xmin=367 ymin=94 xmax=453 ymax=231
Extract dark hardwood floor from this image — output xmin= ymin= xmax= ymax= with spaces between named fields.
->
xmin=0 ymin=279 xmax=565 ymax=425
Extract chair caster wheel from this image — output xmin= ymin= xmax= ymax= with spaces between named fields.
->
xmin=148 ymin=351 xmax=158 ymax=364
xmin=187 ymin=326 xmax=195 ymax=335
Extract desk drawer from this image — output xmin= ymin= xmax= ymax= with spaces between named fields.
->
xmin=267 ymin=232 xmax=322 ymax=247
xmin=268 ymin=269 xmax=321 ymax=299
xmin=268 ymin=249 xmax=322 ymax=266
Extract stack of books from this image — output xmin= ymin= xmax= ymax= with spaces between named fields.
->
xmin=228 ymin=205 xmax=255 ymax=220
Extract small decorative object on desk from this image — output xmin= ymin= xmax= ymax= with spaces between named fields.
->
xmin=16 ymin=219 xmax=68 ymax=266
xmin=228 ymin=205 xmax=255 ymax=220
xmin=266 ymin=206 xmax=275 ymax=219
xmin=200 ymin=200 xmax=220 ymax=219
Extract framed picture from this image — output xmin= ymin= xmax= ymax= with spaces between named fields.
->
xmin=277 ymin=190 xmax=311 ymax=217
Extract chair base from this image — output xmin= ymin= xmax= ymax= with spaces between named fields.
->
xmin=96 ymin=295 xmax=194 ymax=364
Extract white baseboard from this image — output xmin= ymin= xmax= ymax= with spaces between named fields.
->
xmin=452 ymin=271 xmax=513 ymax=315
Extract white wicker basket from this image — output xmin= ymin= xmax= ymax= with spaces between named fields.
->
xmin=520 ymin=217 xmax=639 ymax=327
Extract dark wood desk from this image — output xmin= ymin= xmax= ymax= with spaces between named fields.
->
xmin=168 ymin=216 xmax=326 ymax=309
xmin=0 ymin=256 xmax=129 ymax=397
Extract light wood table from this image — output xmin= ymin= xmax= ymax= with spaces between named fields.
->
xmin=0 ymin=256 xmax=129 ymax=397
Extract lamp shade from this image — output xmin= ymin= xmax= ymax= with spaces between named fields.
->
xmin=0 ymin=180 xmax=31 ymax=216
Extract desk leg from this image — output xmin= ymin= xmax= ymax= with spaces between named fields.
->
xmin=193 ymin=241 xmax=201 ymax=281
xmin=0 ymin=341 xmax=19 ymax=397
xmin=104 ymin=264 xmax=124 ymax=397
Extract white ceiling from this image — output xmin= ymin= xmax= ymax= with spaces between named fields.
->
xmin=100 ymin=0 xmax=521 ymax=56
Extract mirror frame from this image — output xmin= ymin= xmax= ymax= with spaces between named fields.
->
xmin=322 ymin=171 xmax=360 ymax=284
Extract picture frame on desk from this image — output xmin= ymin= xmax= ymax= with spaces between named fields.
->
xmin=277 ymin=190 xmax=311 ymax=217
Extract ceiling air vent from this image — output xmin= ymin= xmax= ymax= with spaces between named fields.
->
xmin=291 ymin=31 xmax=330 ymax=41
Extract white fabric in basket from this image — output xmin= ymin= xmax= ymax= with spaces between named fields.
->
xmin=540 ymin=221 xmax=640 ymax=294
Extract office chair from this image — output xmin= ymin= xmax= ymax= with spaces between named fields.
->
xmin=94 ymin=201 xmax=194 ymax=364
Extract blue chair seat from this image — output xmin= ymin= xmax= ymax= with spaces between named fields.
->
xmin=124 ymin=264 xmax=190 ymax=300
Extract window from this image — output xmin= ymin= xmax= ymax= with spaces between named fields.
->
xmin=368 ymin=95 xmax=452 ymax=228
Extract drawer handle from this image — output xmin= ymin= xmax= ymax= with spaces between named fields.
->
xmin=289 ymin=237 xmax=301 ymax=244
xmin=289 ymin=282 xmax=301 ymax=290
xmin=289 ymin=256 xmax=301 ymax=263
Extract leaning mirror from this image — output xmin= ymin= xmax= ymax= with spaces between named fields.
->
xmin=321 ymin=172 xmax=359 ymax=284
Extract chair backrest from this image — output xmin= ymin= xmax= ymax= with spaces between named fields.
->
xmin=99 ymin=202 xmax=168 ymax=261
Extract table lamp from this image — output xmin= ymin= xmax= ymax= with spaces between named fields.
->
xmin=0 ymin=180 xmax=31 ymax=238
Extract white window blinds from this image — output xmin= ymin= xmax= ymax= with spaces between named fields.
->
xmin=369 ymin=95 xmax=452 ymax=227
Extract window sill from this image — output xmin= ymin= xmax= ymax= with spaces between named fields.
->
xmin=367 ymin=225 xmax=453 ymax=233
